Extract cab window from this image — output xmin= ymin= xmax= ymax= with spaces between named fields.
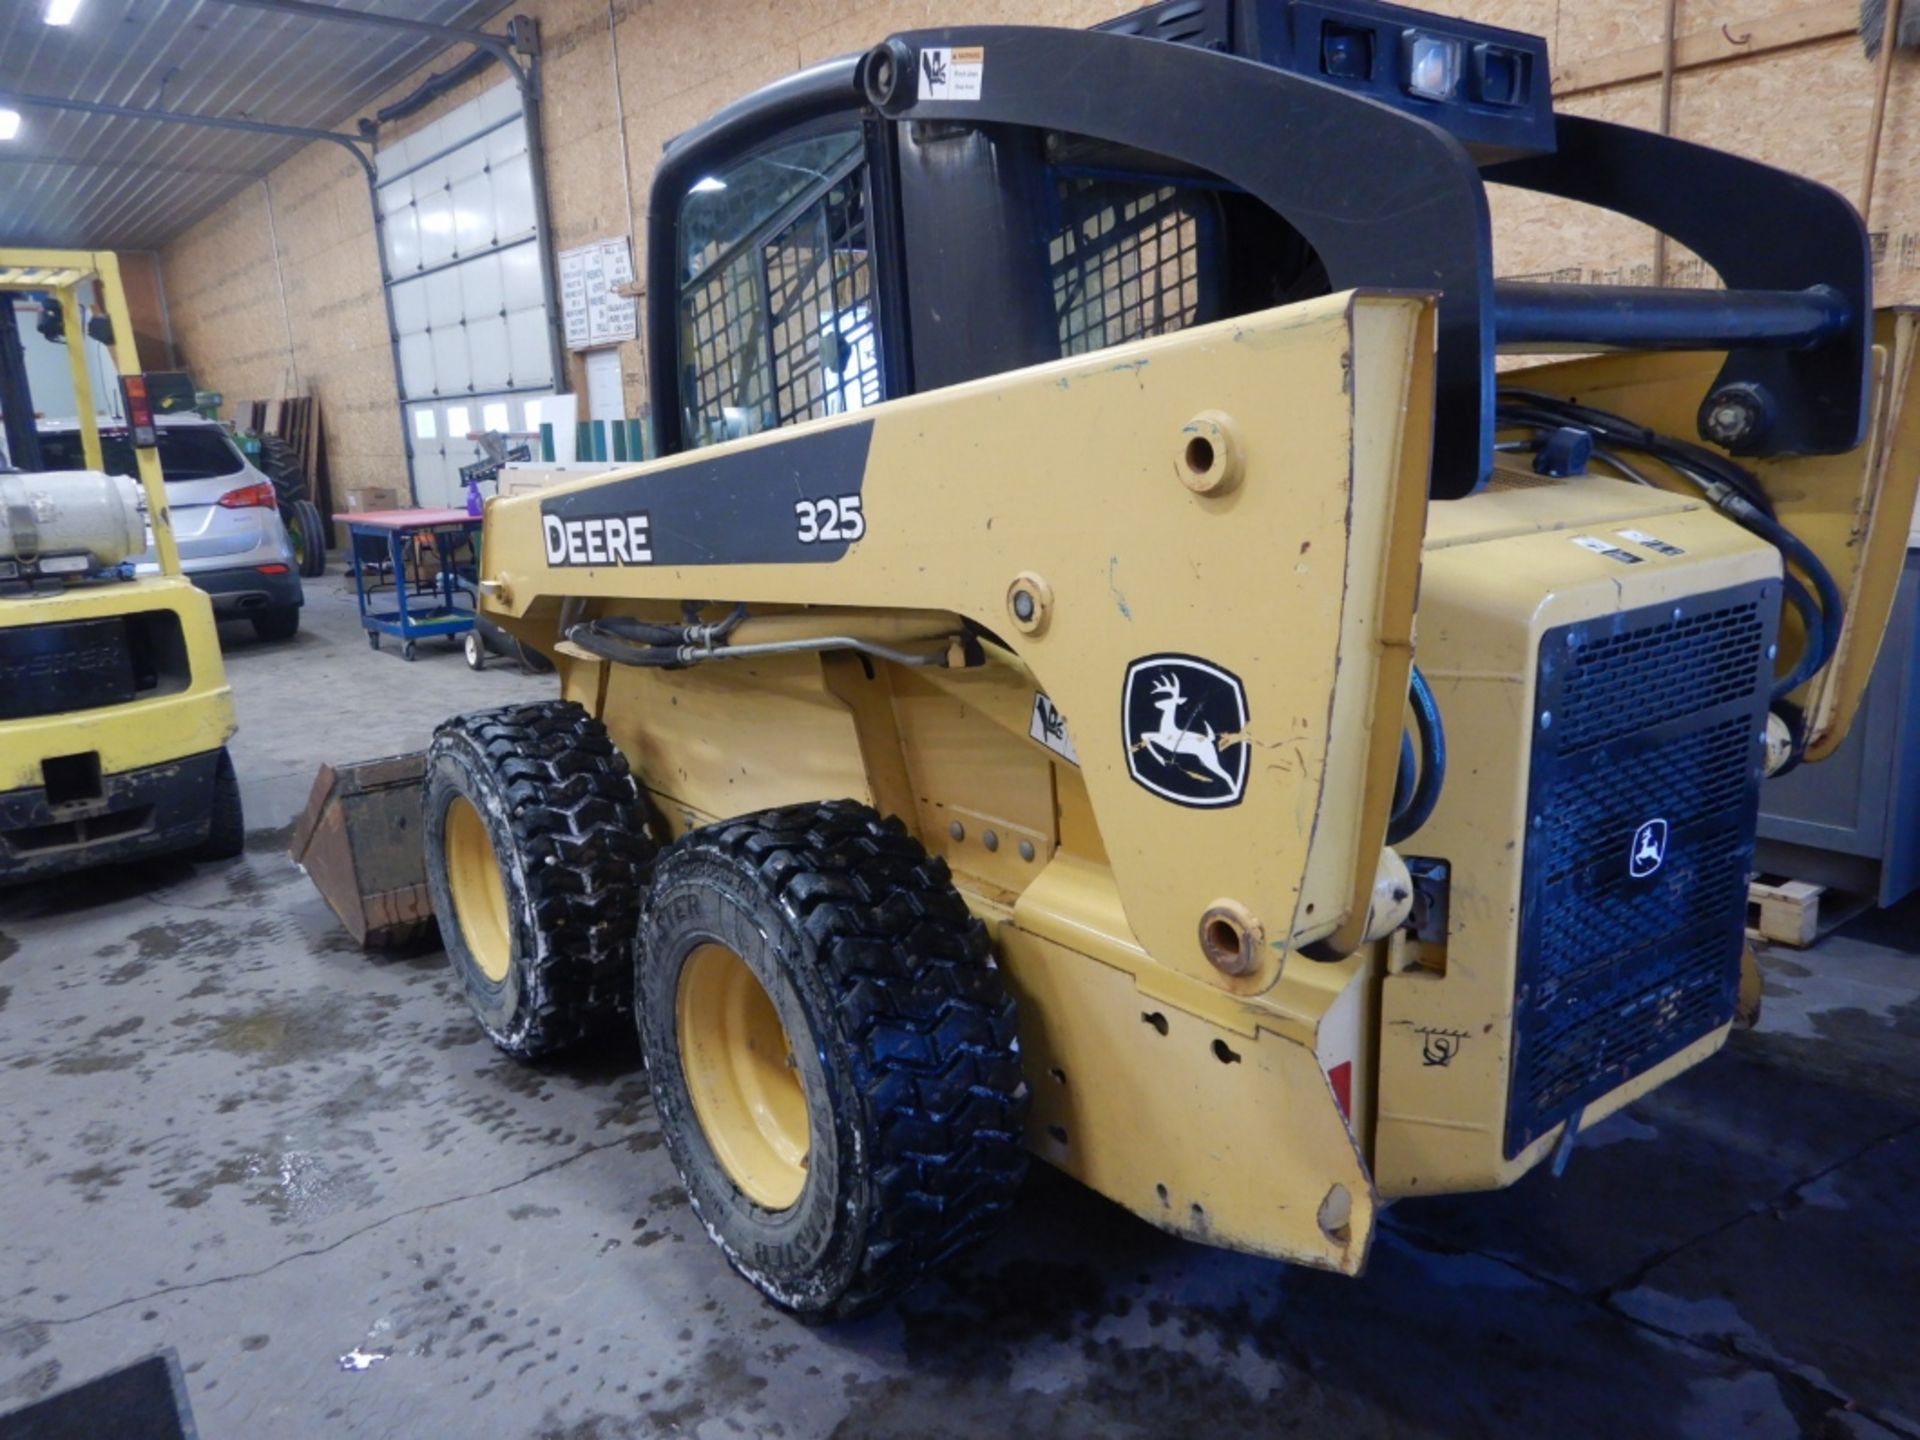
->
xmin=678 ymin=129 xmax=882 ymax=448
xmin=38 ymin=425 xmax=245 ymax=483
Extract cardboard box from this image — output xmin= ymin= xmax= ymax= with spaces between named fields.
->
xmin=340 ymin=486 xmax=402 ymax=515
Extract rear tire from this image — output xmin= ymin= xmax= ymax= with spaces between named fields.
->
xmin=286 ymin=497 xmax=327 ymax=578
xmin=423 ymin=701 xmax=653 ymax=1057
xmin=191 ymin=749 xmax=245 ymax=862
xmin=250 ymin=605 xmax=299 ymax=642
xmin=638 ymin=800 xmax=1029 ymax=1320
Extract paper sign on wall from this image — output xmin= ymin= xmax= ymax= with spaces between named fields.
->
xmin=559 ymin=237 xmax=638 ymax=350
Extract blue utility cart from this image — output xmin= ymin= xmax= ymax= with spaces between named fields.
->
xmin=339 ymin=507 xmax=481 ymax=662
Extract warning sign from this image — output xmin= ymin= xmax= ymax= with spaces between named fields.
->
xmin=918 ymin=46 xmax=985 ymax=101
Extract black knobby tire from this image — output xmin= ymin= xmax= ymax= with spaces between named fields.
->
xmin=250 ymin=605 xmax=300 ymax=642
xmin=286 ymin=497 xmax=327 ymax=577
xmin=257 ymin=435 xmax=306 ymax=505
xmin=638 ymin=800 xmax=1029 ymax=1320
xmin=192 ymin=748 xmax=245 ymax=862
xmin=423 ymin=700 xmax=653 ymax=1057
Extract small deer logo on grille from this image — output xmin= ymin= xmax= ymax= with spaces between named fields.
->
xmin=1141 ymin=673 xmax=1236 ymax=789
xmin=1630 ymin=818 xmax=1669 ymax=878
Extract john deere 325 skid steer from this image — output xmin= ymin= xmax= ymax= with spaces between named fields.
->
xmin=409 ymin=0 xmax=1920 ymax=1316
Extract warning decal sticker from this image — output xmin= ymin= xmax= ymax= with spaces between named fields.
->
xmin=918 ymin=46 xmax=985 ymax=101
xmin=1029 ymin=692 xmax=1080 ymax=766
xmin=1616 ymin=528 xmax=1687 ymax=558
xmin=1571 ymin=534 xmax=1645 ymax=566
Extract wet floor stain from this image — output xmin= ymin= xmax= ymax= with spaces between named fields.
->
xmin=201 ymin=991 xmax=404 ymax=1068
xmin=0 ymin=655 xmax=1913 ymax=1440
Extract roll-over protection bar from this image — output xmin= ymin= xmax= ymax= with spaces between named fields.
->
xmin=648 ymin=27 xmax=1871 ymax=498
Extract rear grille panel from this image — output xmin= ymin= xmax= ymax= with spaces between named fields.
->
xmin=1506 ymin=582 xmax=1778 ymax=1159
xmin=0 ymin=610 xmax=184 ymax=722
xmin=0 ymin=618 xmax=137 ymax=721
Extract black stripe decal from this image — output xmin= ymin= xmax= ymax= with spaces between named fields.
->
xmin=539 ymin=420 xmax=873 ymax=568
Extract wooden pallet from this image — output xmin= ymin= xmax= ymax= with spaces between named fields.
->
xmin=1746 ymin=877 xmax=1870 ymax=948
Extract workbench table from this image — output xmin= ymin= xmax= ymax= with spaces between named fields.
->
xmin=338 ymin=507 xmax=481 ymax=661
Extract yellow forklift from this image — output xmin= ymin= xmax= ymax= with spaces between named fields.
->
xmin=0 ymin=249 xmax=241 ymax=880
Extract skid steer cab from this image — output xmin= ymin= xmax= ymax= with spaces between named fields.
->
xmin=406 ymin=0 xmax=1919 ymax=1318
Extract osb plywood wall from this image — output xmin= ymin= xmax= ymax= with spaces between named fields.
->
xmin=160 ymin=0 xmax=1919 ymax=501
xmin=113 ymin=252 xmax=175 ymax=371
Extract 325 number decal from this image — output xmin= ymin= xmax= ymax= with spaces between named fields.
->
xmin=794 ymin=495 xmax=865 ymax=544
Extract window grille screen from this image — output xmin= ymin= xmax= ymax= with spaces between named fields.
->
xmin=1049 ymin=175 xmax=1211 ymax=356
xmin=680 ymin=151 xmax=878 ymax=447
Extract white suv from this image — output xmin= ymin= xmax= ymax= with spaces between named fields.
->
xmin=38 ymin=415 xmax=304 ymax=640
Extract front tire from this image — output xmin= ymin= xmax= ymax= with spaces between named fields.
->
xmin=422 ymin=701 xmax=653 ymax=1057
xmin=638 ymin=800 xmax=1029 ymax=1320
xmin=191 ymin=748 xmax=245 ymax=862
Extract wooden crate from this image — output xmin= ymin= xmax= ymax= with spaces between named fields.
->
xmin=1746 ymin=877 xmax=1873 ymax=947
xmin=1748 ymin=878 xmax=1825 ymax=946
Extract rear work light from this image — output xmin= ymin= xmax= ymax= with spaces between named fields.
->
xmin=1404 ymin=31 xmax=1463 ymax=101
xmin=218 ymin=482 xmax=279 ymax=510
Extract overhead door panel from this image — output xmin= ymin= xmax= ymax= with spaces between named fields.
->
xmin=377 ymin=81 xmax=558 ymax=506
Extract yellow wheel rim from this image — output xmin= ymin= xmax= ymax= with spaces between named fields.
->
xmin=444 ymin=795 xmax=512 ymax=984
xmin=676 ymin=942 xmax=811 ymax=1209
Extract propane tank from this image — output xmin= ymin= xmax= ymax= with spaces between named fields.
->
xmin=0 ymin=470 xmax=146 ymax=570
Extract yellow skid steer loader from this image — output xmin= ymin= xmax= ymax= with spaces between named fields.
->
xmin=353 ymin=2 xmax=1918 ymax=1317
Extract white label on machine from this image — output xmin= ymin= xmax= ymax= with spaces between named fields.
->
xmin=918 ymin=46 xmax=985 ymax=101
xmin=1615 ymin=528 xmax=1687 ymax=557
xmin=1570 ymin=534 xmax=1644 ymax=565
xmin=1029 ymin=692 xmax=1080 ymax=765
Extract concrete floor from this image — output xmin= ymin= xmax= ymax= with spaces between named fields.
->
xmin=1 ymin=571 xmax=1917 ymax=1440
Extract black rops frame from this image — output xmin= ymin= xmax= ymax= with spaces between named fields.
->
xmin=648 ymin=28 xmax=1872 ymax=498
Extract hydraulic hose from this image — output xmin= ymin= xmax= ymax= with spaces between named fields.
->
xmin=1387 ymin=665 xmax=1446 ymax=846
xmin=1494 ymin=390 xmax=1847 ymax=720
xmin=1391 ymin=730 xmax=1417 ymax=818
xmin=1725 ymin=496 xmax=1847 ymax=686
xmin=1774 ymin=574 xmax=1827 ymax=700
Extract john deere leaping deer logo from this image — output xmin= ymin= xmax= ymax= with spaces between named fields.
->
xmin=1121 ymin=654 xmax=1250 ymax=808
xmin=1629 ymin=817 xmax=1669 ymax=878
